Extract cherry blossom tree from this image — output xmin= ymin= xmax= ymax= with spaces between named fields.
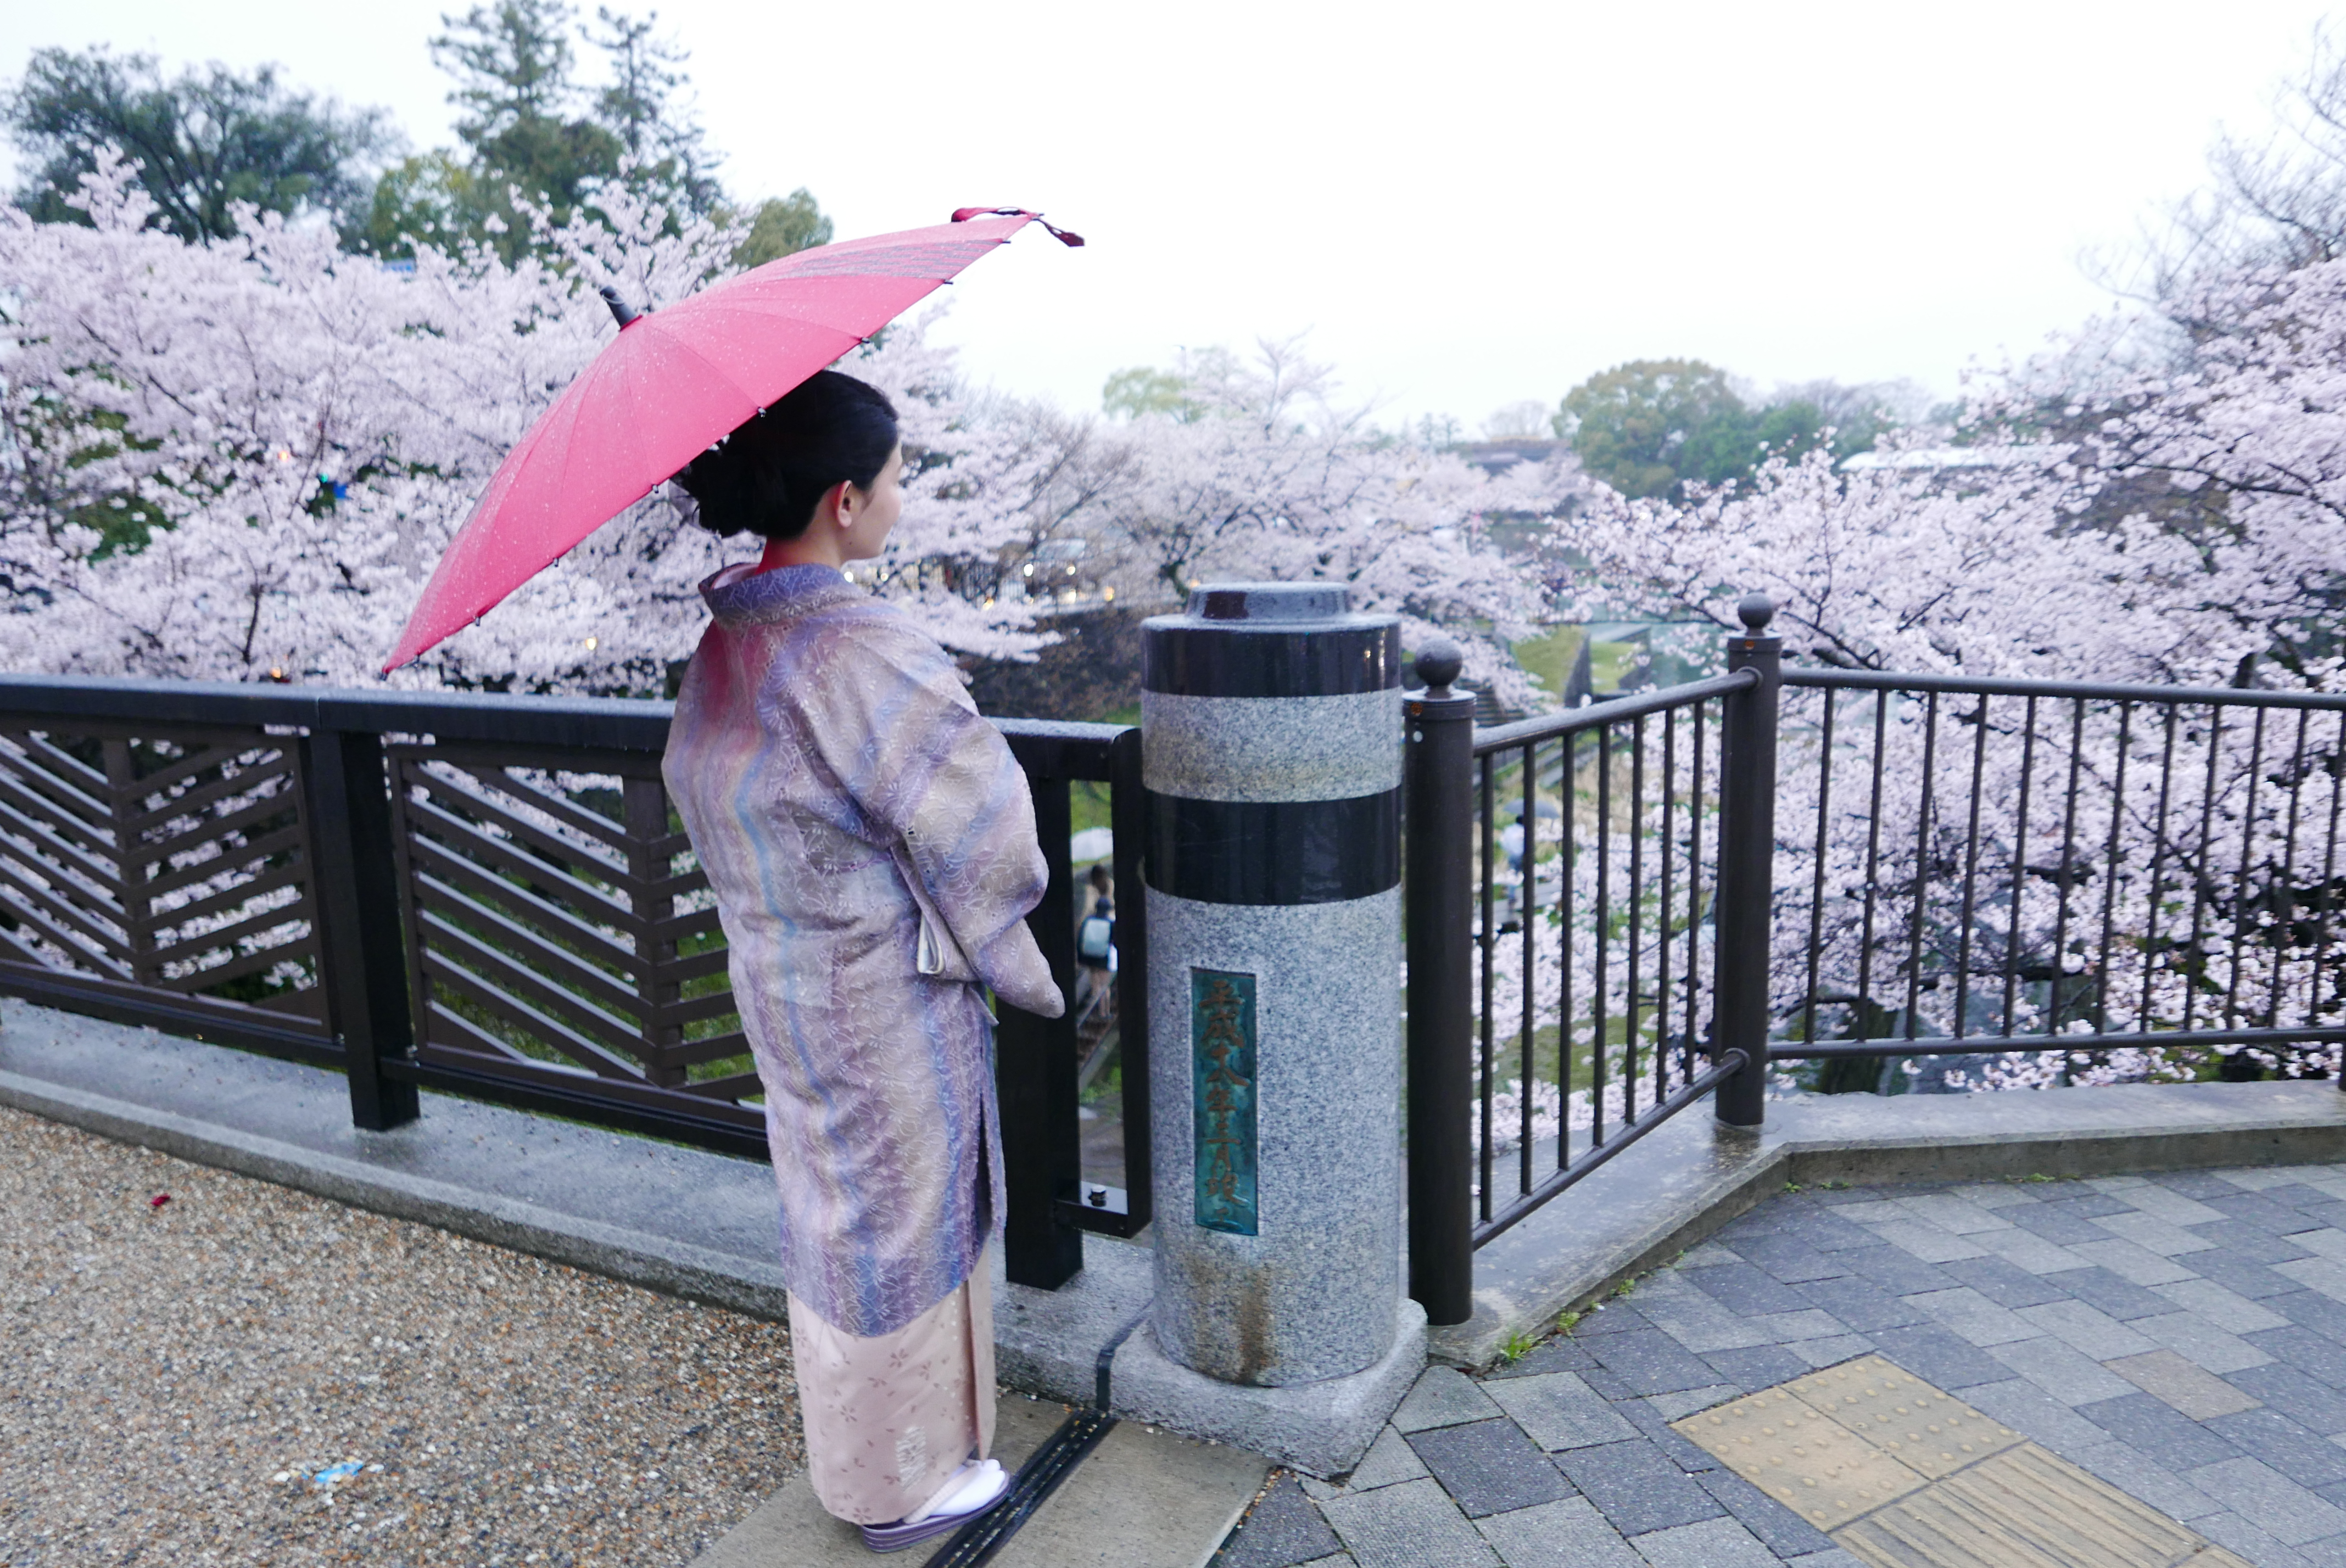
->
xmin=0 ymin=154 xmax=1059 ymax=691
xmin=1551 ymin=439 xmax=2259 ymax=685
xmin=1523 ymin=322 xmax=2346 ymax=1095
xmin=1 ymin=161 xmax=1580 ymax=706
xmin=1068 ymin=339 xmax=1587 ymax=702
xmin=2079 ymin=261 xmax=2346 ymax=690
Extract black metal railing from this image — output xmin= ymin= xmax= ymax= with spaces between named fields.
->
xmin=1772 ymin=667 xmax=2346 ymax=1083
xmin=0 ymin=675 xmax=1147 ymax=1291
xmin=1404 ymin=632 xmax=1767 ymax=1325
xmin=1465 ymin=670 xmax=1758 ymax=1237
xmin=1404 ymin=596 xmax=2346 ymax=1328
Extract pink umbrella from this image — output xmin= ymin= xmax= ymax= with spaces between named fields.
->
xmin=383 ymin=208 xmax=1081 ymax=671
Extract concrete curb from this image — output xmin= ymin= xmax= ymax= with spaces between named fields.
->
xmin=1432 ymin=1078 xmax=2346 ymax=1370
xmin=688 ymin=1392 xmax=1267 ymax=1568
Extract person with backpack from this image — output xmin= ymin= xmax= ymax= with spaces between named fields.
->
xmin=1075 ymin=893 xmax=1116 ymax=1019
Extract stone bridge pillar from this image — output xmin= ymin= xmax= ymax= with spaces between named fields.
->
xmin=1140 ymin=582 xmax=1406 ymax=1387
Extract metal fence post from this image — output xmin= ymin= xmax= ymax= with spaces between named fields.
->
xmin=1107 ymin=725 xmax=1154 ymax=1231
xmin=997 ymin=758 xmax=1085 ymax=1290
xmin=303 ymin=726 xmax=420 ymax=1131
xmin=1714 ymin=594 xmax=1783 ymax=1130
xmin=1405 ymin=640 xmax=1477 ymax=1326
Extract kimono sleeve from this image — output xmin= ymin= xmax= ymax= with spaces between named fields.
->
xmin=795 ymin=610 xmax=1065 ymax=1018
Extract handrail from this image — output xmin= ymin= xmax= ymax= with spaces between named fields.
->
xmin=0 ymin=673 xmax=1124 ymax=753
xmin=1472 ymin=669 xmax=1756 ymax=755
xmin=0 ymin=673 xmax=677 ymax=748
xmin=1774 ymin=1025 xmax=2346 ymax=1060
xmin=1786 ymin=665 xmax=2346 ymax=712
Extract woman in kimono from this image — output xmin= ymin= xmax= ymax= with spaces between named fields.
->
xmin=661 ymin=371 xmax=1065 ymax=1552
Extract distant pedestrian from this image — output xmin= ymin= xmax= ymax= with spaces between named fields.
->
xmin=1501 ymin=810 xmax=1527 ymax=872
xmin=662 ymin=372 xmax=1063 ymax=1551
xmin=1076 ymin=895 xmax=1116 ymax=1016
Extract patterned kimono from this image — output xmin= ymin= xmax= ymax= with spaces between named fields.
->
xmin=662 ymin=562 xmax=1062 ymax=1522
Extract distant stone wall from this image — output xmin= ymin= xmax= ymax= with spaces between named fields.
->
xmin=965 ymin=602 xmax=1168 ymax=722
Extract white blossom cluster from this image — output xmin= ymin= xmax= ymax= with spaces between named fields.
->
xmin=0 ymin=156 xmax=1578 ymax=695
xmin=1522 ymin=262 xmax=2346 ymax=1090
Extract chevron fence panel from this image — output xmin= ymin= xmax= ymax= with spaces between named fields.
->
xmin=0 ymin=719 xmax=331 ymax=1048
xmin=388 ymin=740 xmax=761 ymax=1133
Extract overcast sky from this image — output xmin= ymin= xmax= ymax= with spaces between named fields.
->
xmin=3 ymin=1 xmax=2334 ymax=429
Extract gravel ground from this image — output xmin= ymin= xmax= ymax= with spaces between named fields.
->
xmin=0 ymin=1104 xmax=803 ymax=1567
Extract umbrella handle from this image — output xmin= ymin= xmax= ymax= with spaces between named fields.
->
xmin=950 ymin=207 xmax=1085 ymax=248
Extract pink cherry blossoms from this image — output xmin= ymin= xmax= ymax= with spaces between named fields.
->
xmin=0 ymin=158 xmax=1579 ymax=695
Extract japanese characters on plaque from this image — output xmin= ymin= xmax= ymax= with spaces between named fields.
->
xmin=1191 ymin=968 xmax=1259 ymax=1235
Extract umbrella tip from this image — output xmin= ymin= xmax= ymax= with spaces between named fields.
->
xmin=599 ymin=285 xmax=643 ymax=328
xmin=950 ymin=207 xmax=1083 ymax=247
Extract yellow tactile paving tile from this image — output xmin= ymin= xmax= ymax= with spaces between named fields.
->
xmin=1674 ymin=1355 xmax=2254 ymax=1568
xmin=1677 ymin=1384 xmax=1928 ymax=1531
xmin=1837 ymin=1447 xmax=2209 ymax=1567
xmin=1786 ymin=1356 xmax=2024 ymax=1479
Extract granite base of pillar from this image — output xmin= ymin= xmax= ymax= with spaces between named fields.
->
xmin=1110 ymin=1297 xmax=1427 ymax=1480
xmin=992 ymin=1237 xmax=1426 ymax=1479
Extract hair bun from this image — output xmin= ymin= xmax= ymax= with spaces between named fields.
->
xmin=677 ymin=447 xmax=756 ymax=537
xmin=669 ymin=372 xmax=898 ymax=542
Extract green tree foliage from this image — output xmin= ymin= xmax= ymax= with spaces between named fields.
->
xmin=1102 ymin=366 xmax=1197 ymax=421
xmin=3 ymin=12 xmax=831 ymax=269
xmin=358 ymin=150 xmax=483 ymax=257
xmin=587 ymin=5 xmax=717 ymax=210
xmin=3 ymin=47 xmax=392 ymax=240
xmin=363 ymin=0 xmax=623 ymax=258
xmin=1102 ymin=350 xmax=1252 ymax=423
xmin=1554 ymin=359 xmax=1751 ymax=499
xmin=733 ymin=188 xmax=833 ymax=268
xmin=1555 ymin=359 xmax=1903 ymax=500
xmin=361 ymin=1 xmax=831 ymax=266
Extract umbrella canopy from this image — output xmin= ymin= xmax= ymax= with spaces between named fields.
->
xmin=383 ymin=208 xmax=1079 ymax=671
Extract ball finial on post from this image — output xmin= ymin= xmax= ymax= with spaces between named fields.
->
xmin=1414 ymin=639 xmax=1464 ymax=698
xmin=1737 ymin=592 xmax=1777 ymax=634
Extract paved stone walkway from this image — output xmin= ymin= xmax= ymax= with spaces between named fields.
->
xmin=1210 ymin=1162 xmax=2346 ymax=1567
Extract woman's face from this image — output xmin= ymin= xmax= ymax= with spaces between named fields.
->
xmin=837 ymin=444 xmax=905 ymax=562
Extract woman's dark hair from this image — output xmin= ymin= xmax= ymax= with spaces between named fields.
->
xmin=675 ymin=370 xmax=899 ymax=540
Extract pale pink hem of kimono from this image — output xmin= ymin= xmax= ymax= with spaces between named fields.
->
xmin=787 ymin=1250 xmax=997 ymax=1526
